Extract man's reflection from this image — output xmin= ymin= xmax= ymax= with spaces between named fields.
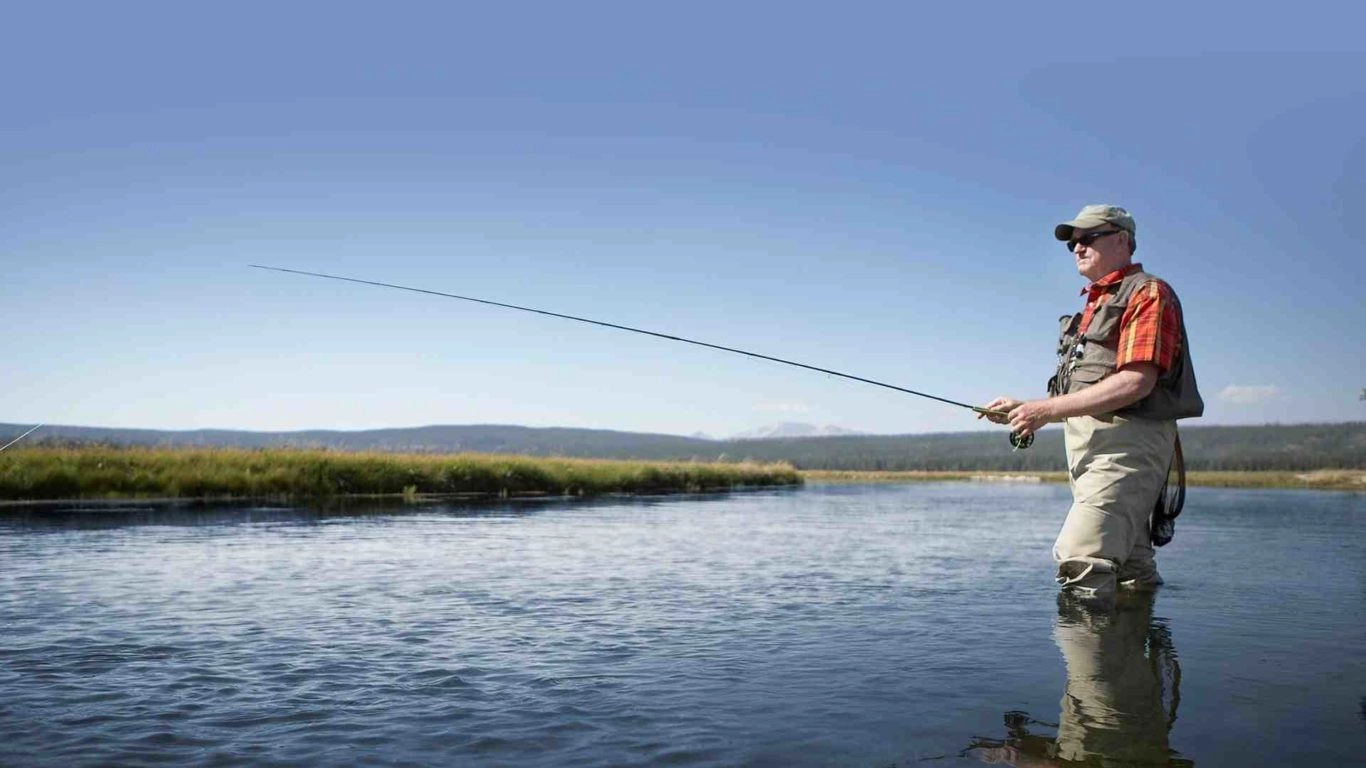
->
xmin=965 ymin=591 xmax=1192 ymax=766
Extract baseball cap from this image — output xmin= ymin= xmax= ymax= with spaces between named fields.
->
xmin=1054 ymin=204 xmax=1137 ymax=245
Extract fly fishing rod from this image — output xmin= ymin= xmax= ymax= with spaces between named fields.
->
xmin=250 ymin=265 xmax=1033 ymax=449
xmin=0 ymin=423 xmax=44 ymax=453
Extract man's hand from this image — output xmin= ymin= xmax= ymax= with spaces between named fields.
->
xmin=978 ymin=397 xmax=1023 ymax=424
xmin=981 ymin=396 xmax=1059 ymax=437
xmin=1007 ymin=399 xmax=1058 ymax=437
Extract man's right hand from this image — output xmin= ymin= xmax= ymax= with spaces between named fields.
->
xmin=978 ymin=397 xmax=1023 ymax=424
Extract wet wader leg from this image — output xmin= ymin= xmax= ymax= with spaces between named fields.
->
xmin=1055 ymin=415 xmax=1176 ymax=599
xmin=1117 ymin=529 xmax=1159 ymax=589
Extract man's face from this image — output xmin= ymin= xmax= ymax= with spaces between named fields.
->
xmin=1068 ymin=226 xmax=1131 ymax=282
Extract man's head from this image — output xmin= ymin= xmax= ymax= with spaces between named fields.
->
xmin=1054 ymin=204 xmax=1136 ymax=282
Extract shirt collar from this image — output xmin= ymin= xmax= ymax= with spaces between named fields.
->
xmin=1080 ymin=262 xmax=1143 ymax=296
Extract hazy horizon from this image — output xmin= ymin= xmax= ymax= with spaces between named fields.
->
xmin=6 ymin=417 xmax=1364 ymax=442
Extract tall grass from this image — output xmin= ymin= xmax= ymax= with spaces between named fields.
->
xmin=0 ymin=446 xmax=801 ymax=501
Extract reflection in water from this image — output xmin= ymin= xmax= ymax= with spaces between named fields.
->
xmin=0 ymin=493 xmax=706 ymax=532
xmin=966 ymin=592 xmax=1193 ymax=766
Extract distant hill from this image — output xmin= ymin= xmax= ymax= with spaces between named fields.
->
xmin=1 ymin=423 xmax=714 ymax=459
xmin=4 ymin=421 xmax=1363 ymax=472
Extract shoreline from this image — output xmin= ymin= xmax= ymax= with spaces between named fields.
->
xmin=801 ymin=469 xmax=1366 ymax=491
xmin=2 ymin=445 xmax=1359 ymax=503
xmin=0 ymin=488 xmax=781 ymax=510
xmin=3 ymin=470 xmax=1359 ymax=506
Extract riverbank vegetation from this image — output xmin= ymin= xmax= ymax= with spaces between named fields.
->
xmin=1 ymin=447 xmax=1357 ymax=504
xmin=802 ymin=469 xmax=1366 ymax=491
xmin=0 ymin=447 xmax=801 ymax=502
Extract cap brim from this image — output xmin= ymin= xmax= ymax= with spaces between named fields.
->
xmin=1054 ymin=216 xmax=1112 ymax=241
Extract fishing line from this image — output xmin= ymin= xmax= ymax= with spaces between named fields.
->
xmin=0 ymin=423 xmax=44 ymax=453
xmin=250 ymin=264 xmax=1033 ymax=449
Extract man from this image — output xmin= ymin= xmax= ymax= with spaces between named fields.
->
xmin=981 ymin=205 xmax=1203 ymax=600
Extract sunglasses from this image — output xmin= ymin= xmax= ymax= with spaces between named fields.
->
xmin=1067 ymin=229 xmax=1123 ymax=252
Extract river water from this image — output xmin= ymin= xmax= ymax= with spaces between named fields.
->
xmin=1 ymin=483 xmax=1362 ymax=766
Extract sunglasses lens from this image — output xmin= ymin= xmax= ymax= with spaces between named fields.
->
xmin=1066 ymin=230 xmax=1117 ymax=251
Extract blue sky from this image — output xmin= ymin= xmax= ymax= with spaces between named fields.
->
xmin=3 ymin=2 xmax=1363 ymax=437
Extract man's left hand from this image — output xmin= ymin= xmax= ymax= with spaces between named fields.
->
xmin=1007 ymin=399 xmax=1057 ymax=437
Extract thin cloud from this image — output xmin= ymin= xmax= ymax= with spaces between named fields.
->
xmin=1218 ymin=385 xmax=1281 ymax=405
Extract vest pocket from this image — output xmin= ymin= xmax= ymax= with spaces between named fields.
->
xmin=1083 ymin=300 xmax=1128 ymax=341
xmin=1068 ymin=361 xmax=1111 ymax=386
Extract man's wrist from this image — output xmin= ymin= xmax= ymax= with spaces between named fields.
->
xmin=1044 ymin=398 xmax=1067 ymax=423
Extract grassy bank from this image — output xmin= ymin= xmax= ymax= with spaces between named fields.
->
xmin=802 ymin=469 xmax=1366 ymax=491
xmin=0 ymin=447 xmax=801 ymax=502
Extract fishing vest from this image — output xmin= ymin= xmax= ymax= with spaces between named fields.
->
xmin=1049 ymin=269 xmax=1204 ymax=421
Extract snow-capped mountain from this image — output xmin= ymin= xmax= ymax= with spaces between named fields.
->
xmin=730 ymin=422 xmax=861 ymax=440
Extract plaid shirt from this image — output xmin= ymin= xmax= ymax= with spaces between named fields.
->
xmin=1078 ymin=263 xmax=1182 ymax=373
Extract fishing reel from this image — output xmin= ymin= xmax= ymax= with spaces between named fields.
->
xmin=973 ymin=407 xmax=1033 ymax=450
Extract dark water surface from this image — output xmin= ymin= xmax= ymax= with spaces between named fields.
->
xmin=2 ymin=484 xmax=1362 ymax=766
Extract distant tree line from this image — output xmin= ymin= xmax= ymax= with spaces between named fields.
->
xmin=732 ymin=423 xmax=1366 ymax=471
xmin=7 ymin=421 xmax=1364 ymax=472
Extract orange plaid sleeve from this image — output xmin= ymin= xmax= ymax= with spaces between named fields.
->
xmin=1116 ymin=279 xmax=1181 ymax=373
